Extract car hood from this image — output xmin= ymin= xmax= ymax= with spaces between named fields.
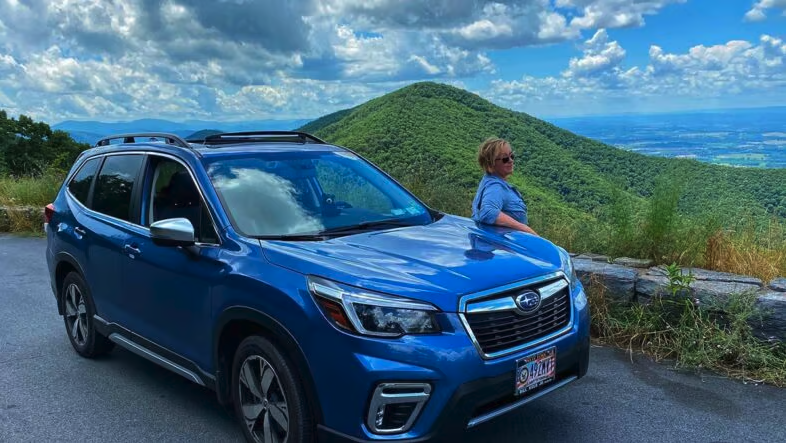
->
xmin=260 ymin=215 xmax=566 ymax=312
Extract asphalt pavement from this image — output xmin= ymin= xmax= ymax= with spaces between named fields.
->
xmin=1 ymin=234 xmax=784 ymax=443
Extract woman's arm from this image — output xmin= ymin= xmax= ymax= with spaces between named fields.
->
xmin=476 ymin=182 xmax=539 ymax=236
xmin=494 ymin=212 xmax=539 ymax=236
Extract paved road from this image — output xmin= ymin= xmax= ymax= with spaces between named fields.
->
xmin=1 ymin=235 xmax=785 ymax=443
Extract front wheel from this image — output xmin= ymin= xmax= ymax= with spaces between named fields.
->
xmin=231 ymin=335 xmax=314 ymax=443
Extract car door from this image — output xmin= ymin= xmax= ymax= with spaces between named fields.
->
xmin=120 ymin=154 xmax=225 ymax=370
xmin=72 ymin=153 xmax=146 ymax=325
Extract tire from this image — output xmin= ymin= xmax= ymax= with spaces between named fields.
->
xmin=61 ymin=272 xmax=114 ymax=358
xmin=231 ymin=335 xmax=314 ymax=443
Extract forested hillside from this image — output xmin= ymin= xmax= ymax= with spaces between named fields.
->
xmin=298 ymin=82 xmax=786 ymax=222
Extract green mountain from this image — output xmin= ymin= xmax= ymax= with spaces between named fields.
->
xmin=298 ymin=82 xmax=786 ymax=221
xmin=185 ymin=129 xmax=224 ymax=141
xmin=297 ymin=82 xmax=786 ymax=257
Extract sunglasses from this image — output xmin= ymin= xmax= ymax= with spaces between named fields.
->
xmin=495 ymin=153 xmax=516 ymax=164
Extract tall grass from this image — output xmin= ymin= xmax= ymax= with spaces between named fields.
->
xmin=0 ymin=173 xmax=64 ymax=207
xmin=2 ymin=170 xmax=786 ymax=281
xmin=532 ymin=174 xmax=786 ymax=282
xmin=587 ymin=275 xmax=786 ymax=386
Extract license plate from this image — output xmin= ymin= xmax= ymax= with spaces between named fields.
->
xmin=515 ymin=347 xmax=556 ymax=396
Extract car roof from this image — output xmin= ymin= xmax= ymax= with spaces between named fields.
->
xmin=81 ymin=131 xmax=351 ymax=162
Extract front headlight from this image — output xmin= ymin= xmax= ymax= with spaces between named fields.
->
xmin=308 ymin=276 xmax=441 ymax=337
xmin=558 ymin=247 xmax=579 ymax=291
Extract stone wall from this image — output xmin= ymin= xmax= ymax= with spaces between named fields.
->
xmin=0 ymin=206 xmax=43 ymax=232
xmin=573 ymin=255 xmax=786 ymax=342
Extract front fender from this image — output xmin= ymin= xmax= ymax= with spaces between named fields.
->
xmin=212 ymin=305 xmax=324 ymax=425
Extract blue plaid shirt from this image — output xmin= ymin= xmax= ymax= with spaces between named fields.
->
xmin=471 ymin=174 xmax=528 ymax=225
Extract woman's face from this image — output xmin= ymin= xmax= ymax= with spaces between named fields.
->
xmin=492 ymin=143 xmax=515 ymax=178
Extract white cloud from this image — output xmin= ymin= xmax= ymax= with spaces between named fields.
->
xmin=557 ymin=0 xmax=686 ymax=30
xmin=565 ymin=29 xmax=626 ymax=77
xmin=745 ymin=0 xmax=786 ymax=21
xmin=409 ymin=55 xmax=442 ymax=75
xmin=215 ymin=78 xmax=403 ymax=120
xmin=487 ymin=32 xmax=786 ymax=116
xmin=4 ymin=0 xmax=773 ymax=122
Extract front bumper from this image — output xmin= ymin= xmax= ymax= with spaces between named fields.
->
xmin=306 ymin=284 xmax=591 ymax=442
xmin=318 ymin=332 xmax=589 ymax=443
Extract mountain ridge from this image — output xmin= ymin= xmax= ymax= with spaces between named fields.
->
xmin=296 ymin=82 xmax=786 ymax=227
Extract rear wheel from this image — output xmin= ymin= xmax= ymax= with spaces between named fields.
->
xmin=231 ymin=335 xmax=314 ymax=443
xmin=61 ymin=272 xmax=114 ymax=358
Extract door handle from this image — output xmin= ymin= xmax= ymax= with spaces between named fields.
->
xmin=74 ymin=226 xmax=86 ymax=236
xmin=124 ymin=244 xmax=141 ymax=256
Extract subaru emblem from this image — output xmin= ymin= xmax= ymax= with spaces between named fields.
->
xmin=515 ymin=290 xmax=541 ymax=314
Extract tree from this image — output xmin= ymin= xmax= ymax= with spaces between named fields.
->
xmin=0 ymin=110 xmax=90 ymax=177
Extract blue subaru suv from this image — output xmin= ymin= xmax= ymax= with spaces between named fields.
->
xmin=45 ymin=131 xmax=589 ymax=442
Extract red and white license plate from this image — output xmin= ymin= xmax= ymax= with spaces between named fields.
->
xmin=515 ymin=347 xmax=556 ymax=396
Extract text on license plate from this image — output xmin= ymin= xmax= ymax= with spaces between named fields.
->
xmin=515 ymin=347 xmax=556 ymax=396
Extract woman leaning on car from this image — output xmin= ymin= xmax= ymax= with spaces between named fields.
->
xmin=471 ymin=137 xmax=539 ymax=236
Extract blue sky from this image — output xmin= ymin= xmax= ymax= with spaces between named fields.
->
xmin=0 ymin=0 xmax=785 ymax=122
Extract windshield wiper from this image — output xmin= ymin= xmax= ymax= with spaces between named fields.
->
xmin=318 ymin=218 xmax=419 ymax=235
xmin=252 ymin=234 xmax=329 ymax=241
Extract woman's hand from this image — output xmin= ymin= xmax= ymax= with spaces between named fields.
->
xmin=494 ymin=212 xmax=539 ymax=236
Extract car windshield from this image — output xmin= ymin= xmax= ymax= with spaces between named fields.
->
xmin=204 ymin=150 xmax=432 ymax=238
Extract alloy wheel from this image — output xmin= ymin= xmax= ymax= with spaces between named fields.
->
xmin=238 ymin=355 xmax=290 ymax=443
xmin=64 ymin=283 xmax=88 ymax=347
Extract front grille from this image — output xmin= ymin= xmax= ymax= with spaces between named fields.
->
xmin=465 ymin=285 xmax=571 ymax=356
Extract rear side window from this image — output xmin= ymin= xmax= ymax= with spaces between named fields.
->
xmin=67 ymin=157 xmax=101 ymax=206
xmin=92 ymin=155 xmax=144 ymax=222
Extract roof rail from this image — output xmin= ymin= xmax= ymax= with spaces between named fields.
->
xmin=95 ymin=132 xmax=193 ymax=149
xmin=202 ymin=131 xmax=326 ymax=145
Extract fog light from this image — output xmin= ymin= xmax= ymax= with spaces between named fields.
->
xmin=367 ymin=382 xmax=431 ymax=435
xmin=375 ymin=404 xmax=385 ymax=428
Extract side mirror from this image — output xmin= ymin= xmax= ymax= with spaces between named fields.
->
xmin=150 ymin=218 xmax=196 ymax=247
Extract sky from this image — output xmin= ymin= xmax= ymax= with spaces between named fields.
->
xmin=0 ymin=0 xmax=785 ymax=123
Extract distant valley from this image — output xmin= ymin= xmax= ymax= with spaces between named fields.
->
xmin=549 ymin=107 xmax=786 ymax=169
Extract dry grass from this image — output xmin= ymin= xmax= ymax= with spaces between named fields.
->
xmin=587 ymin=277 xmax=786 ymax=387
xmin=704 ymin=222 xmax=786 ymax=283
xmin=4 ymin=207 xmax=43 ymax=234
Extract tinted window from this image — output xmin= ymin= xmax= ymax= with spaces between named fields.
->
xmin=205 ymin=151 xmax=429 ymax=237
xmin=92 ymin=155 xmax=144 ymax=222
xmin=67 ymin=157 xmax=101 ymax=206
xmin=147 ymin=157 xmax=218 ymax=244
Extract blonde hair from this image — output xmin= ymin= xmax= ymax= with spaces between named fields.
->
xmin=477 ymin=138 xmax=510 ymax=173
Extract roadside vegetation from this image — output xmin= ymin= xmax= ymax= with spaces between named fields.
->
xmin=587 ymin=263 xmax=786 ymax=387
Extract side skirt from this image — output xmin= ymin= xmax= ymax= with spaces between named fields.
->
xmin=93 ymin=315 xmax=216 ymax=391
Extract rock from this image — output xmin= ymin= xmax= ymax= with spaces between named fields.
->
xmin=575 ymin=253 xmax=609 ymax=263
xmin=690 ymin=280 xmax=761 ymax=306
xmin=750 ymin=291 xmax=786 ymax=341
xmin=646 ymin=266 xmax=762 ymax=287
xmin=634 ymin=274 xmax=678 ymax=304
xmin=0 ymin=207 xmax=9 ymax=232
xmin=574 ymin=259 xmax=637 ymax=303
xmin=568 ymin=252 xmax=578 ymax=258
xmin=634 ymin=273 xmax=759 ymax=306
xmin=767 ymin=278 xmax=786 ymax=292
xmin=612 ymin=257 xmax=653 ymax=268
